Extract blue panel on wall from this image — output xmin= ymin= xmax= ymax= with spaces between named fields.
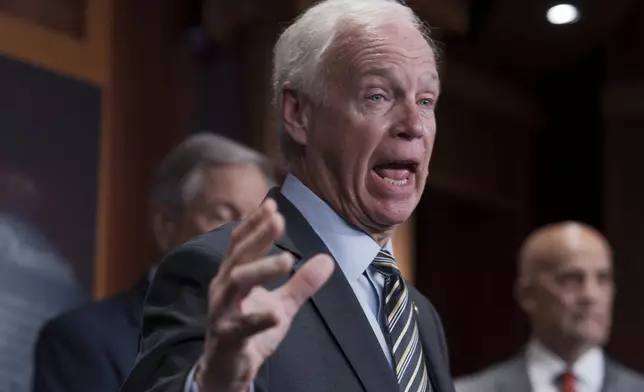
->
xmin=0 ymin=54 xmax=100 ymax=390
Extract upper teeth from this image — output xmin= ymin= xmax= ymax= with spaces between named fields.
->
xmin=383 ymin=177 xmax=408 ymax=186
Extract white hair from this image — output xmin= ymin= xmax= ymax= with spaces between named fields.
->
xmin=272 ymin=0 xmax=436 ymax=161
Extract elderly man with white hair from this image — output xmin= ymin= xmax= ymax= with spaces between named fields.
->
xmin=120 ymin=1 xmax=452 ymax=391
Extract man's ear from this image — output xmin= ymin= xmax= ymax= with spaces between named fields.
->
xmin=281 ymin=82 xmax=311 ymax=147
xmin=151 ymin=205 xmax=177 ymax=253
xmin=515 ymin=277 xmax=537 ymax=315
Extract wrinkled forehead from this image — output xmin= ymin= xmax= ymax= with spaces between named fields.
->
xmin=532 ymin=239 xmax=613 ymax=275
xmin=519 ymin=223 xmax=614 ymax=276
xmin=324 ymin=21 xmax=438 ymax=83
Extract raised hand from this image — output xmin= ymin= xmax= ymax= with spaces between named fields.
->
xmin=196 ymin=199 xmax=334 ymax=392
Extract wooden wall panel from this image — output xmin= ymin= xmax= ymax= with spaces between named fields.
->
xmin=0 ymin=12 xmax=96 ymax=84
xmin=393 ymin=218 xmax=415 ymax=282
xmin=94 ymin=0 xmax=195 ymax=298
xmin=0 ymin=0 xmax=108 ymax=86
xmin=0 ymin=0 xmax=86 ymax=38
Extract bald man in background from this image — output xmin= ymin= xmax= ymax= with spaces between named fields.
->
xmin=456 ymin=221 xmax=644 ymax=392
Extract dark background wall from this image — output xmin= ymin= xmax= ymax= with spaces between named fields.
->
xmin=409 ymin=0 xmax=644 ymax=375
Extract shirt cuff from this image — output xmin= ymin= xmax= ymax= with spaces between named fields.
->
xmin=185 ymin=362 xmax=200 ymax=392
xmin=184 ymin=362 xmax=254 ymax=392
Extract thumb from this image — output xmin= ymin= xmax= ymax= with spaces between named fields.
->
xmin=278 ymin=254 xmax=334 ymax=316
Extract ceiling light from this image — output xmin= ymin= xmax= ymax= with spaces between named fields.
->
xmin=547 ymin=4 xmax=580 ymax=25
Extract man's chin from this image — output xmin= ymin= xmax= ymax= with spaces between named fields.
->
xmin=568 ymin=326 xmax=610 ymax=347
xmin=369 ymin=202 xmax=415 ymax=229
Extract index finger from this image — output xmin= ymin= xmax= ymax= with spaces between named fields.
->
xmin=219 ymin=199 xmax=283 ymax=278
xmin=277 ymin=254 xmax=335 ymax=317
xmin=229 ymin=198 xmax=277 ymax=253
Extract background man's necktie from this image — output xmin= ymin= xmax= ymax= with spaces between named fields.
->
xmin=371 ymin=249 xmax=432 ymax=392
xmin=561 ymin=368 xmax=577 ymax=392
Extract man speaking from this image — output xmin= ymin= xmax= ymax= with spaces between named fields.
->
xmin=120 ymin=1 xmax=453 ymax=391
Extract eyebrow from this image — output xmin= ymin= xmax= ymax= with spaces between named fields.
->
xmin=361 ymin=66 xmax=396 ymax=78
xmin=360 ymin=66 xmax=440 ymax=92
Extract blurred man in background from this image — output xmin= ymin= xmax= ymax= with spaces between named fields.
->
xmin=456 ymin=221 xmax=644 ymax=392
xmin=32 ymin=133 xmax=274 ymax=392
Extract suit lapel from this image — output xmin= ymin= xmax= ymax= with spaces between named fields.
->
xmin=495 ymin=353 xmax=531 ymax=392
xmin=601 ymin=359 xmax=619 ymax=392
xmin=270 ymin=189 xmax=399 ymax=392
xmin=410 ymin=291 xmax=453 ymax=392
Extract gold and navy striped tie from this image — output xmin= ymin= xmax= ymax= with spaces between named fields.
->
xmin=372 ymin=249 xmax=432 ymax=392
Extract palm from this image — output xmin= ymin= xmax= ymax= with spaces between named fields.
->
xmin=198 ymin=200 xmax=334 ymax=392
xmin=243 ymin=287 xmax=293 ymax=360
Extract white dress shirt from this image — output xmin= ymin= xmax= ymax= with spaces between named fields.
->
xmin=526 ymin=340 xmax=605 ymax=392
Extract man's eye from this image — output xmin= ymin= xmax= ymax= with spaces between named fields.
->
xmin=557 ymin=273 xmax=583 ymax=287
xmin=207 ymin=206 xmax=233 ymax=222
xmin=367 ymin=94 xmax=385 ymax=103
xmin=419 ymin=98 xmax=434 ymax=107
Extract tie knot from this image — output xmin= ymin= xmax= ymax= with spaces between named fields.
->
xmin=559 ymin=367 xmax=577 ymax=392
xmin=371 ymin=249 xmax=400 ymax=277
xmin=561 ymin=367 xmax=575 ymax=379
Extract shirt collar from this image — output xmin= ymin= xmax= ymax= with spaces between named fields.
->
xmin=526 ymin=339 xmax=604 ymax=391
xmin=280 ymin=174 xmax=393 ymax=282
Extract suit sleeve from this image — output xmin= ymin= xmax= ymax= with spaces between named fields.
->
xmin=119 ymin=244 xmax=222 ymax=392
xmin=32 ymin=317 xmax=119 ymax=392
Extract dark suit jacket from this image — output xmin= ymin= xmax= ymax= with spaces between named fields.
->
xmin=455 ymin=351 xmax=644 ymax=392
xmin=33 ymin=278 xmax=149 ymax=392
xmin=120 ymin=189 xmax=455 ymax=392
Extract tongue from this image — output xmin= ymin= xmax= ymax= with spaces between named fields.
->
xmin=373 ymin=165 xmax=411 ymax=181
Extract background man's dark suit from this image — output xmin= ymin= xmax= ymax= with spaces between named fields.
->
xmin=120 ymin=189 xmax=455 ymax=392
xmin=33 ymin=279 xmax=149 ymax=392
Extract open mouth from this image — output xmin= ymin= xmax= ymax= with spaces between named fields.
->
xmin=372 ymin=161 xmax=418 ymax=186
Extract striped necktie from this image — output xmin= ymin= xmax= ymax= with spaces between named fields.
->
xmin=371 ymin=249 xmax=432 ymax=392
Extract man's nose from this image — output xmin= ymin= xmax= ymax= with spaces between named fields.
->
xmin=580 ymin=276 xmax=604 ymax=303
xmin=392 ymin=101 xmax=425 ymax=141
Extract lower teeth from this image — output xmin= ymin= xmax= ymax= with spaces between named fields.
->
xmin=383 ymin=177 xmax=408 ymax=186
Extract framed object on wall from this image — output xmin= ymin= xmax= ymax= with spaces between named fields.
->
xmin=0 ymin=54 xmax=101 ymax=390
